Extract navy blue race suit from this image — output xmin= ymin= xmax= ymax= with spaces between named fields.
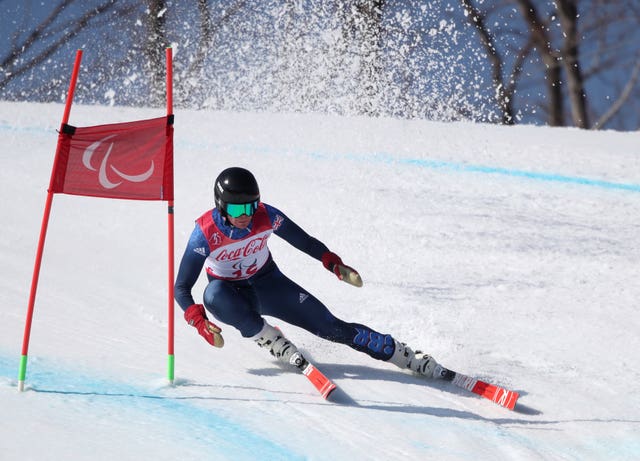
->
xmin=174 ymin=202 xmax=395 ymax=361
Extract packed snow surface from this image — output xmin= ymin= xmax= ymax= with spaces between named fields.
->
xmin=1 ymin=101 xmax=639 ymax=460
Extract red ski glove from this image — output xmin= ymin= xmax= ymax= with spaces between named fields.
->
xmin=322 ymin=251 xmax=344 ymax=278
xmin=321 ymin=251 xmax=363 ymax=287
xmin=184 ymin=304 xmax=224 ymax=348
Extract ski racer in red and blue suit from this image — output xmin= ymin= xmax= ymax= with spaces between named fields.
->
xmin=174 ymin=167 xmax=444 ymax=378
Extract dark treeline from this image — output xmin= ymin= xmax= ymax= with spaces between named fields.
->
xmin=1 ymin=0 xmax=638 ymax=130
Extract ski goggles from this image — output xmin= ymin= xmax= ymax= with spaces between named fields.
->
xmin=226 ymin=201 xmax=259 ymax=218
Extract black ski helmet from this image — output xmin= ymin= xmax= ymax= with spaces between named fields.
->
xmin=214 ymin=167 xmax=260 ymax=217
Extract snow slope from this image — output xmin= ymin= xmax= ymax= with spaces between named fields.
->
xmin=1 ymin=101 xmax=639 ymax=460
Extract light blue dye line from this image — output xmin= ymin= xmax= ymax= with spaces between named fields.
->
xmin=4 ymin=121 xmax=639 ymax=194
xmin=181 ymin=139 xmax=640 ymax=194
xmin=0 ymin=123 xmax=55 ymax=136
xmin=399 ymin=157 xmax=640 ymax=193
xmin=0 ymin=354 xmax=302 ymax=460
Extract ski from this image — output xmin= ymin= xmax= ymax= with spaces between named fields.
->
xmin=300 ymin=360 xmax=337 ymax=400
xmin=273 ymin=326 xmax=337 ymax=400
xmin=438 ymin=368 xmax=519 ymax=410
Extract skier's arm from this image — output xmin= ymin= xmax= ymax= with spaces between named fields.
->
xmin=174 ymin=226 xmax=208 ymax=311
xmin=266 ymin=204 xmax=329 ymax=261
xmin=266 ymin=204 xmax=363 ymax=286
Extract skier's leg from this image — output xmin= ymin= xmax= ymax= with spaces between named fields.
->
xmin=254 ymin=267 xmax=448 ymax=377
xmin=203 ymin=276 xmax=306 ymax=367
xmin=202 ymin=279 xmax=263 ymax=337
xmin=317 ymin=320 xmax=444 ymax=378
xmin=253 ymin=267 xmax=443 ymax=376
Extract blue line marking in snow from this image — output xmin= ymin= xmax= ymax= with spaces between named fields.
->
xmin=398 ymin=157 xmax=640 ymax=192
xmin=3 ymin=122 xmax=639 ymax=193
xmin=0 ymin=354 xmax=302 ymax=460
xmin=0 ymin=123 xmax=55 ymax=136
xmin=298 ymin=149 xmax=640 ymax=193
xmin=185 ymin=140 xmax=640 ymax=194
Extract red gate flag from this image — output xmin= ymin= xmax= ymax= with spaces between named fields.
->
xmin=51 ymin=115 xmax=174 ymax=201
xmin=19 ymin=49 xmax=177 ymax=393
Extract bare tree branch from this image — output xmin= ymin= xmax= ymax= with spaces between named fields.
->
xmin=0 ymin=0 xmax=124 ymax=92
xmin=1 ymin=0 xmax=70 ymax=71
xmin=593 ymin=59 xmax=640 ymax=130
xmin=462 ymin=0 xmax=517 ymax=125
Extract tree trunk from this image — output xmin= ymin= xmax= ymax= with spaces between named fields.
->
xmin=145 ymin=0 xmax=168 ymax=106
xmin=460 ymin=0 xmax=516 ymax=124
xmin=515 ymin=0 xmax=565 ymax=126
xmin=556 ymin=0 xmax=590 ymax=128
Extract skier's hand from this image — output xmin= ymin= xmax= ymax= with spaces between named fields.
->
xmin=184 ymin=304 xmax=224 ymax=347
xmin=322 ymin=251 xmax=344 ymax=276
xmin=321 ymin=251 xmax=363 ymax=287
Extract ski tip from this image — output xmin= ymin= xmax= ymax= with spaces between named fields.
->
xmin=302 ymin=363 xmax=338 ymax=400
xmin=488 ymin=385 xmax=519 ymax=410
xmin=452 ymin=373 xmax=520 ymax=410
xmin=323 ymin=383 xmax=338 ymax=400
xmin=503 ymin=391 xmax=520 ymax=410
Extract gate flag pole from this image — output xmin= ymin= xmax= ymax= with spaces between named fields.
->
xmin=18 ymin=49 xmax=83 ymax=392
xmin=166 ymin=47 xmax=176 ymax=384
xmin=19 ymin=49 xmax=173 ymax=391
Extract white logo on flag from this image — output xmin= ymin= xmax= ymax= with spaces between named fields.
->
xmin=83 ymin=134 xmax=154 ymax=189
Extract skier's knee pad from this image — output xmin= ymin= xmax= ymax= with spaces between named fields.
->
xmin=349 ymin=326 xmax=395 ymax=361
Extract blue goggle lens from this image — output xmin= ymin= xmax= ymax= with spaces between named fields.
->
xmin=226 ymin=201 xmax=258 ymax=218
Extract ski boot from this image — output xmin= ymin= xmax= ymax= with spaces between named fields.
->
xmin=388 ymin=340 xmax=452 ymax=380
xmin=252 ymin=322 xmax=307 ymax=369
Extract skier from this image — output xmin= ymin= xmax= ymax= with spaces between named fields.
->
xmin=174 ymin=167 xmax=446 ymax=379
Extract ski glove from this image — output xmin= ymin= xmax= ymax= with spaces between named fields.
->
xmin=321 ymin=251 xmax=363 ymax=287
xmin=184 ymin=304 xmax=224 ymax=348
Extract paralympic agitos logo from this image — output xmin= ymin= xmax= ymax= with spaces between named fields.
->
xmin=82 ymin=134 xmax=154 ymax=189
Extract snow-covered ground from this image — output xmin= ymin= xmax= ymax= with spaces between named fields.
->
xmin=1 ymin=101 xmax=639 ymax=460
